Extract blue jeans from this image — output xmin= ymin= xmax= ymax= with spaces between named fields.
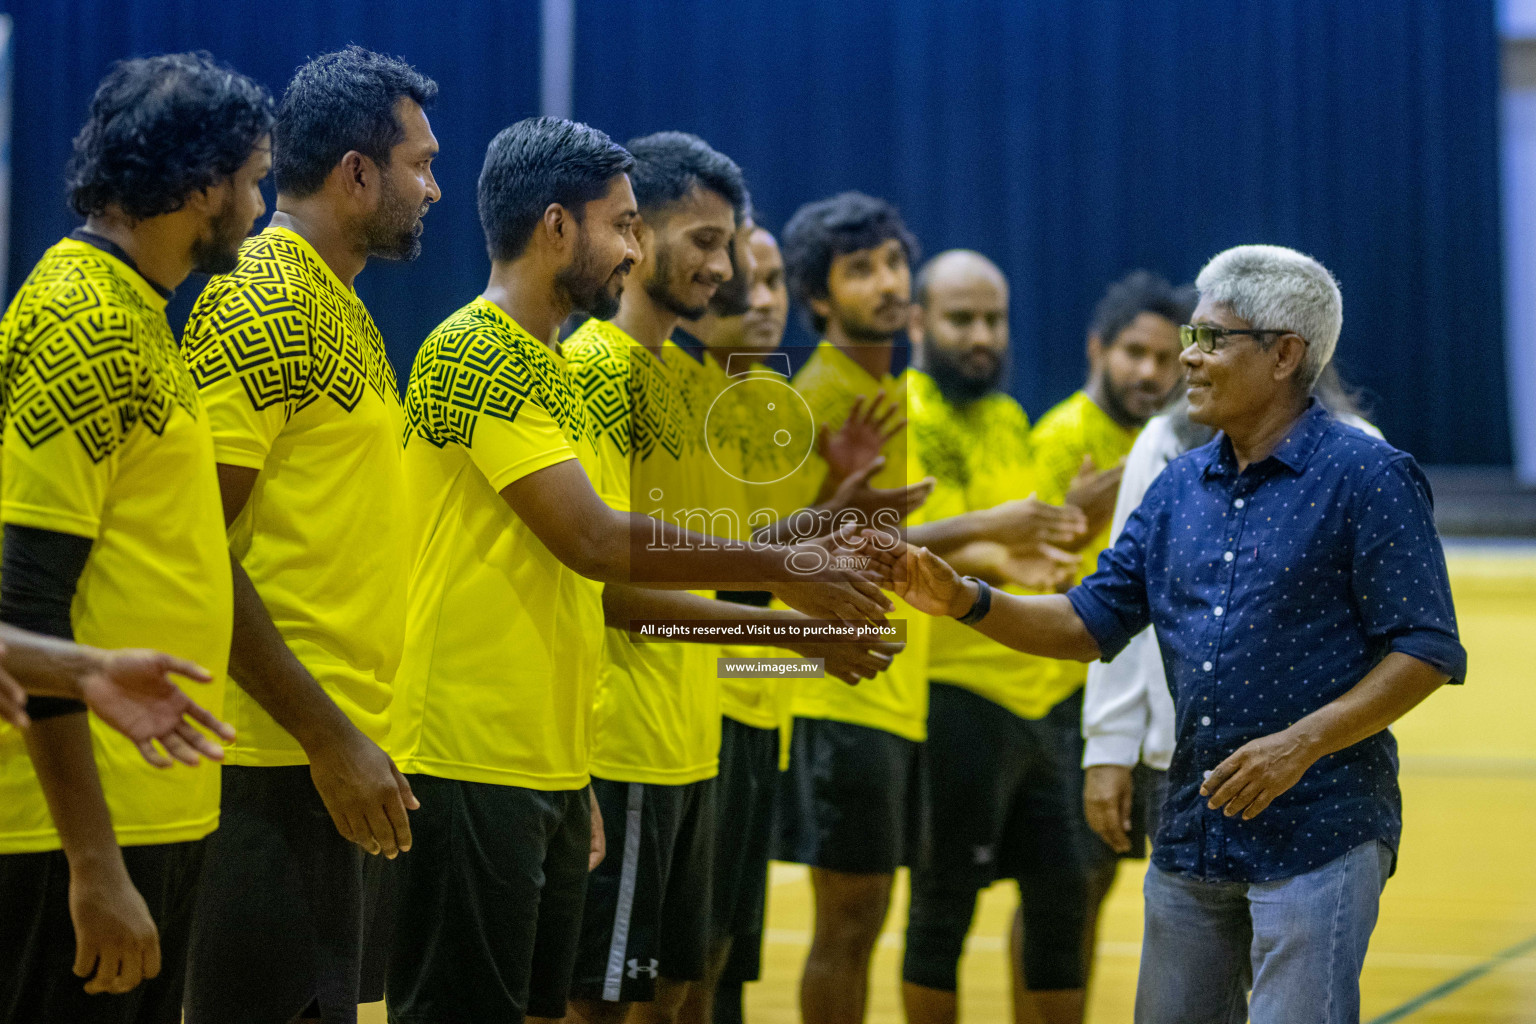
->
xmin=1134 ymin=840 xmax=1392 ymax=1024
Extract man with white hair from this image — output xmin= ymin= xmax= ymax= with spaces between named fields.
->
xmin=867 ymin=244 xmax=1466 ymax=1023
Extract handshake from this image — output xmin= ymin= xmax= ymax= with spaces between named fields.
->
xmin=768 ymin=492 xmax=1086 ymax=626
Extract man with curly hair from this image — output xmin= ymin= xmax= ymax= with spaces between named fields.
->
xmin=0 ymin=52 xmax=272 ymax=1024
xmin=179 ymin=47 xmax=440 ymax=1024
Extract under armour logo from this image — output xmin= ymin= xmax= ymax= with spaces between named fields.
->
xmin=626 ymin=958 xmax=659 ymax=979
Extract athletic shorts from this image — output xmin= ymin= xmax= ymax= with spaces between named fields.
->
xmin=386 ymin=776 xmax=591 ymax=1023
xmin=0 ymin=838 xmax=205 ymax=1024
xmin=920 ymin=684 xmax=1164 ymax=889
xmin=709 ymin=718 xmax=778 ymax=975
xmin=773 ymin=716 xmax=926 ymax=875
xmin=184 ymin=764 xmax=396 ymax=1024
xmin=571 ymin=776 xmax=717 ymax=1002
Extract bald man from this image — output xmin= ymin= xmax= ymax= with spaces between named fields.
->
xmin=901 ymin=250 xmax=1113 ymax=1024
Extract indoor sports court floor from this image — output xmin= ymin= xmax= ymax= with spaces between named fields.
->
xmin=360 ymin=545 xmax=1536 ymax=1024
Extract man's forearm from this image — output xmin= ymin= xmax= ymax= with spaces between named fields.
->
xmin=627 ymin=512 xmax=813 ymax=587
xmin=603 ymin=585 xmax=801 ymax=637
xmin=965 ymin=587 xmax=1102 ymax=662
xmin=907 ymin=511 xmax=998 ymax=557
xmin=227 ymin=555 xmax=353 ymax=750
xmin=24 ymin=712 xmax=124 ymax=875
xmin=0 ymin=624 xmax=101 ymax=700
xmin=1286 ymin=651 xmax=1448 ymax=761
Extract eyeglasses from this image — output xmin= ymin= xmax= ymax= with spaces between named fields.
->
xmin=1179 ymin=324 xmax=1299 ymax=354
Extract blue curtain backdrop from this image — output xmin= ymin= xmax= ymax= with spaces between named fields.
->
xmin=0 ymin=0 xmax=1509 ymax=464
xmin=574 ymin=0 xmax=1509 ymax=465
xmin=0 ymin=0 xmax=541 ymax=370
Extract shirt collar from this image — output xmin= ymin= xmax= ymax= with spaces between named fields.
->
xmin=69 ymin=227 xmax=175 ymax=301
xmin=1202 ymin=399 xmax=1329 ymax=479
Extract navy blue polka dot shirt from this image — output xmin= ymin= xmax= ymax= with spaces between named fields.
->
xmin=1068 ymin=401 xmax=1466 ymax=883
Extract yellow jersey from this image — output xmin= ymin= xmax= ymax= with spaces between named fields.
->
xmin=0 ymin=237 xmax=232 ymax=853
xmin=183 ymin=226 xmax=407 ymax=765
xmin=700 ymin=352 xmax=803 ymax=734
xmin=1028 ymin=389 xmax=1140 ymax=696
xmin=390 ymin=298 xmax=608 ymax=790
xmin=784 ymin=342 xmax=931 ymax=742
xmin=565 ymin=321 xmax=719 ymax=784
xmin=908 ymin=371 xmax=1077 ymax=718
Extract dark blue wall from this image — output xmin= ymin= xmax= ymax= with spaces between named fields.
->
xmin=1 ymin=0 xmax=540 ymax=367
xmin=574 ymin=0 xmax=1510 ymax=465
xmin=1 ymin=0 xmax=1509 ymax=463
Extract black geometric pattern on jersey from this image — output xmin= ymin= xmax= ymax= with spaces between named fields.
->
xmin=182 ymin=230 xmax=399 ymax=420
xmin=707 ymin=381 xmax=799 ymax=482
xmin=908 ymin=372 xmax=1032 ymax=505
xmin=0 ymin=242 xmax=199 ymax=463
xmin=910 ymin=412 xmax=972 ymax=492
xmin=565 ymin=320 xmax=692 ymax=464
xmin=404 ymin=301 xmax=596 ymax=451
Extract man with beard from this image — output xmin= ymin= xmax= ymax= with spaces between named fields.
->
xmin=564 ymin=135 xmax=896 ymax=1024
xmin=179 ymin=47 xmax=439 ymax=1024
xmin=777 ymin=202 xmax=1086 ymax=1024
xmin=382 ymin=115 xmax=637 ymax=1024
xmin=0 ymin=53 xmax=272 ymax=1023
xmin=984 ymin=268 xmax=1189 ymax=1022
xmin=900 ymin=250 xmax=1135 ymax=1024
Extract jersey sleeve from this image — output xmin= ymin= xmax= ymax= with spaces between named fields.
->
xmin=182 ymin=280 xmax=309 ymax=468
xmin=414 ymin=335 xmax=578 ymax=493
xmin=466 ymin=401 xmax=576 ymax=493
xmin=1 ymin=319 xmax=137 ymax=538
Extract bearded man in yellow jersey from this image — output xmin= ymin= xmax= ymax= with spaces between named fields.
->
xmin=775 ymin=197 xmax=1087 ymax=1024
xmin=988 ymin=269 xmax=1190 ymax=1020
xmin=894 ymin=252 xmax=1143 ymax=1024
xmin=0 ymin=54 xmax=272 ymax=1024
xmin=180 ymin=48 xmax=440 ymax=1024
xmin=564 ymin=136 xmax=897 ymax=1024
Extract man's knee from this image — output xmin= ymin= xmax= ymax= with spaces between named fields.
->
xmin=570 ymin=996 xmax=633 ymax=1024
xmin=901 ymin=884 xmax=978 ymax=991
xmin=811 ymin=869 xmax=893 ymax=952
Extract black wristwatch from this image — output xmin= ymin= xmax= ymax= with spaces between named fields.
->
xmin=955 ymin=576 xmax=992 ymax=625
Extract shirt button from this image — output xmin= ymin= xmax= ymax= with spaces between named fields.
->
xmin=1214 ymin=606 xmax=1225 ymax=617
xmin=1201 ymin=715 xmax=1212 ymax=726
xmin=1203 ymin=661 xmax=1213 ymax=672
xmin=1224 ymin=551 xmax=1234 ymax=562
xmin=1234 ymin=498 xmax=1245 ymax=508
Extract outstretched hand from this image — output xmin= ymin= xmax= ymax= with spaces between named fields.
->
xmin=828 ymin=457 xmax=933 ymax=524
xmin=854 ymin=532 xmax=971 ymax=618
xmin=995 ymin=542 xmax=1081 ymax=592
xmin=818 ymin=391 xmax=906 ymax=486
xmin=791 ymin=638 xmax=905 ymax=685
xmin=79 ymin=650 xmax=234 ymax=768
xmin=987 ymin=494 xmax=1088 ymax=549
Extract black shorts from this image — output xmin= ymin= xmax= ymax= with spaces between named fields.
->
xmin=773 ymin=717 xmax=926 ymax=875
xmin=709 ymin=718 xmax=779 ymax=978
xmin=0 ymin=838 xmax=204 ymax=1024
xmin=385 ymin=775 xmax=590 ymax=1023
xmin=184 ymin=764 xmax=396 ymax=1024
xmin=919 ymin=684 xmax=1165 ymax=889
xmin=572 ymin=776 xmax=716 ymax=1002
